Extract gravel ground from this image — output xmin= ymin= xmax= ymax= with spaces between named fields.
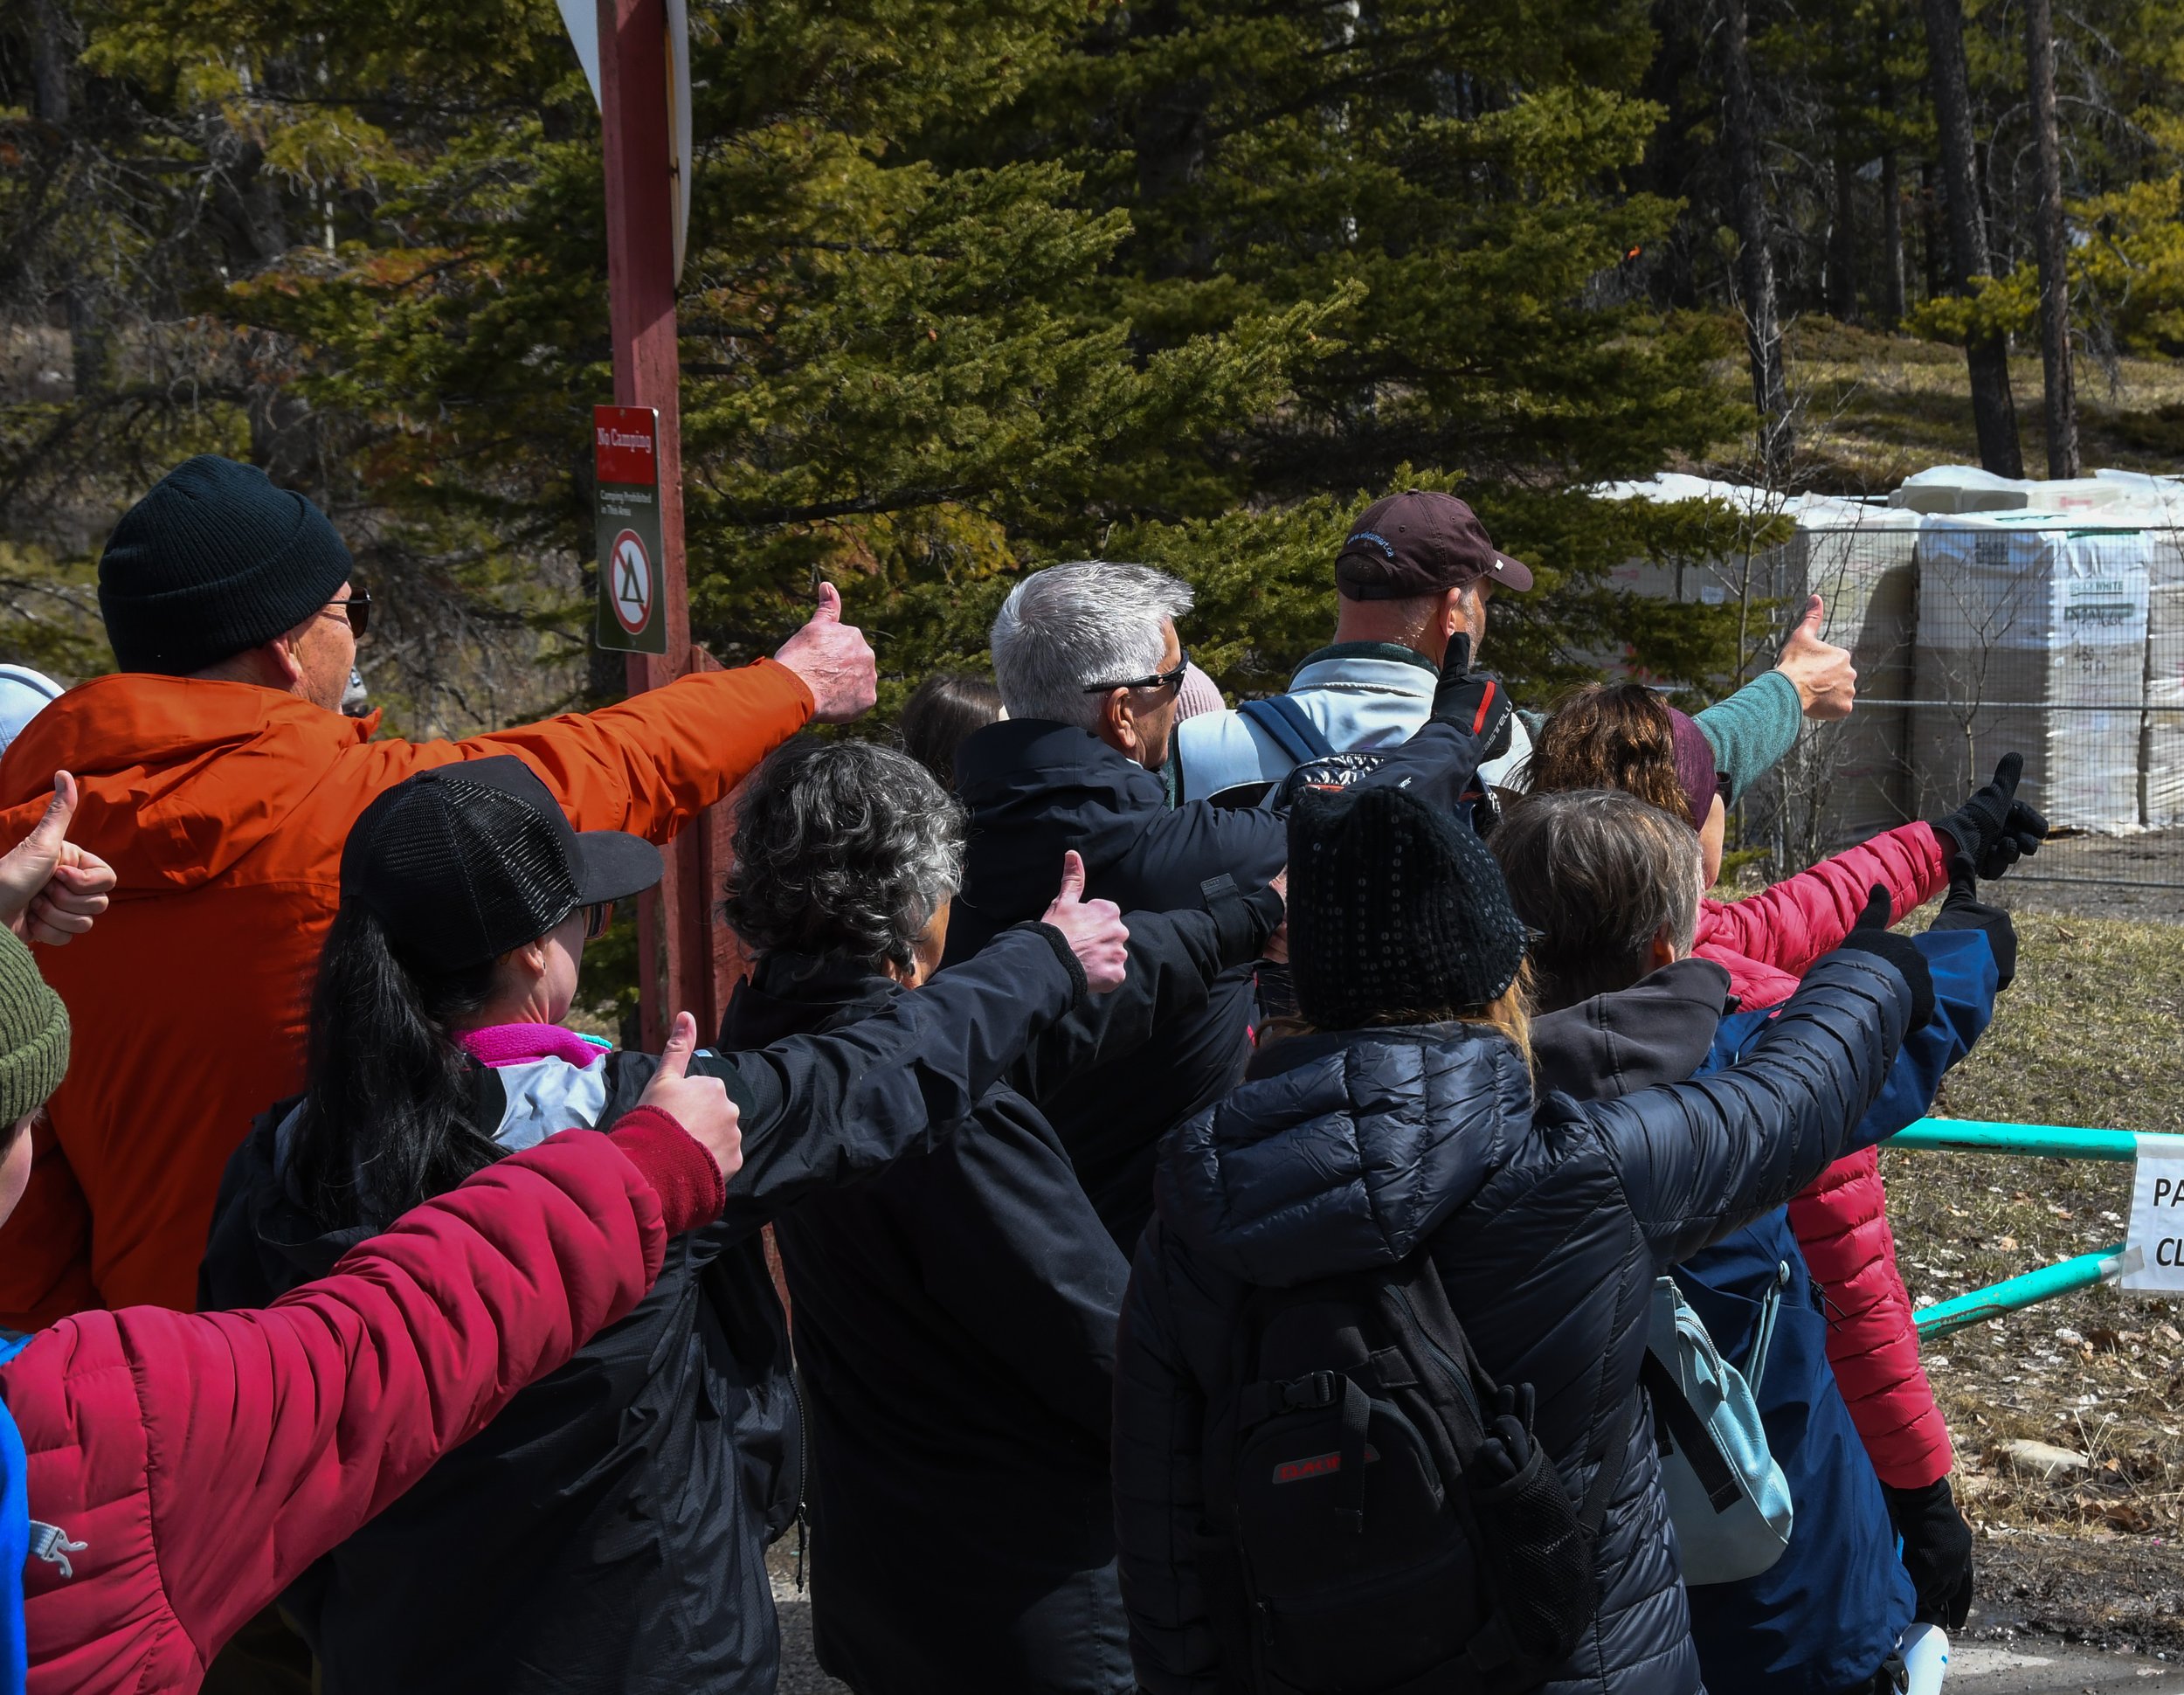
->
xmin=768 ymin=1543 xmax=850 ymax=1695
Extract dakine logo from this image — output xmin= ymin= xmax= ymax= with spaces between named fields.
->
xmin=1272 ymin=1444 xmax=1381 ymax=1484
xmin=1346 ymin=529 xmax=1397 ymax=558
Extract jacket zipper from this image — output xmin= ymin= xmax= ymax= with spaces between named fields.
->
xmin=789 ymin=1361 xmax=811 ymax=1591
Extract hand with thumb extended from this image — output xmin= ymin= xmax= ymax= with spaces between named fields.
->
xmin=1039 ymin=850 xmax=1130 ymax=994
xmin=1828 ymin=884 xmax=1936 ymax=1030
xmin=1776 ymin=593 xmax=1856 ymax=722
xmin=1932 ymin=752 xmax=2046 ymax=881
xmin=1430 ymin=632 xmax=1513 ymax=760
xmin=0 ymin=771 xmax=118 ymax=946
xmin=636 ymin=1012 xmax=743 ymax=1183
xmin=773 ymin=580 xmax=879 ymax=723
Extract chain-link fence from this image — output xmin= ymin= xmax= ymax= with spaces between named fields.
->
xmin=1636 ymin=517 xmax=2184 ymax=918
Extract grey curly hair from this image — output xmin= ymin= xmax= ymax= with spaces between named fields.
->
xmin=723 ymin=737 xmax=967 ymax=972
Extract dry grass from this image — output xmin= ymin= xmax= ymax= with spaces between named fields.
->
xmin=1881 ymin=909 xmax=2184 ymax=1548
xmin=1780 ymin=317 xmax=2184 ymax=494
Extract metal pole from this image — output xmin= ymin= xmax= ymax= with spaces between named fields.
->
xmin=598 ymin=0 xmax=702 ymax=1050
xmin=1913 ymin=1243 xmax=2128 ymax=1337
xmin=1889 ymin=1119 xmax=2140 ymax=1161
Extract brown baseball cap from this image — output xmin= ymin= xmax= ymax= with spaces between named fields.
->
xmin=1333 ymin=490 xmax=1535 ymax=600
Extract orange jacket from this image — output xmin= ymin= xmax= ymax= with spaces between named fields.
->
xmin=0 ymin=661 xmax=812 ymax=1325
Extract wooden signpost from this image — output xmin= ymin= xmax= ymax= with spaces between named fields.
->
xmin=573 ymin=0 xmax=739 ymax=1048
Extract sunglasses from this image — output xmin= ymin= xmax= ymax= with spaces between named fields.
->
xmin=1082 ymin=646 xmax=1191 ymax=695
xmin=320 ymin=592 xmax=372 ymax=637
xmin=583 ymin=901 xmax=617 ymax=942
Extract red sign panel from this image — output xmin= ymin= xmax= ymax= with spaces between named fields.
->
xmin=593 ymin=405 xmax=659 ymax=487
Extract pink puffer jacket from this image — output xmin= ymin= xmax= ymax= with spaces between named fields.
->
xmin=1697 ymin=820 xmax=1956 ymax=1488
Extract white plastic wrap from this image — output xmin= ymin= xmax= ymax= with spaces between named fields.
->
xmin=1787 ymin=499 xmax=1922 ymax=848
xmin=1911 ymin=514 xmax=2150 ymax=834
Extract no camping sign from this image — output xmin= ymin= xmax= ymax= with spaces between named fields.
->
xmin=594 ymin=405 xmax=668 ymax=656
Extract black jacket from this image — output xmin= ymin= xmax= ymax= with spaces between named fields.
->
xmin=948 ymin=716 xmax=1485 ymax=1253
xmin=722 ymin=887 xmax=1282 ymax=1695
xmin=947 ymin=719 xmax=1287 ymax=1252
xmin=1111 ymin=950 xmax=1914 ymax=1695
xmin=198 ymin=923 xmax=1089 ymax=1695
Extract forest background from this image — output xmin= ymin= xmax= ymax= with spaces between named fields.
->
xmin=8 ymin=0 xmax=2184 ymax=736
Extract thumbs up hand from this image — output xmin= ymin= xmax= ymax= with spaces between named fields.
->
xmin=773 ymin=581 xmax=879 ymax=723
xmin=1039 ymin=851 xmax=1130 ymax=994
xmin=0 ymin=772 xmax=117 ymax=947
xmin=635 ymin=1011 xmax=743 ymax=1184
xmin=1775 ymin=594 xmax=1856 ymax=722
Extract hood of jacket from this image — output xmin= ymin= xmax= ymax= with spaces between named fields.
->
xmin=1529 ymin=958 xmax=1732 ymax=1104
xmin=1158 ymin=1021 xmax=1534 ymax=1289
xmin=0 ymin=673 xmax=382 ymax=891
xmin=952 ymin=717 xmax=1170 ymax=923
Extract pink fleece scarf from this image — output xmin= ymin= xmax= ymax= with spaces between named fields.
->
xmin=457 ymin=1023 xmax=609 ymax=1070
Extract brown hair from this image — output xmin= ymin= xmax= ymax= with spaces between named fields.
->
xmin=1265 ymin=961 xmax=1534 ymax=1070
xmin=896 ymin=673 xmax=1003 ymax=791
xmin=1523 ymin=683 xmax=1693 ymax=826
xmin=1489 ymin=790 xmax=1703 ymax=1014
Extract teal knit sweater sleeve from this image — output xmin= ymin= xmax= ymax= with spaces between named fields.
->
xmin=1695 ymin=668 xmax=1802 ymax=805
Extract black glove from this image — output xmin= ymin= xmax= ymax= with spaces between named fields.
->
xmin=1431 ymin=633 xmax=1514 ymax=762
xmin=1926 ymin=860 xmax=2018 ymax=991
xmin=1932 ymin=752 xmax=2048 ymax=881
xmin=1883 ymin=1476 xmax=1974 ymax=1629
xmin=1828 ymin=885 xmax=1937 ymax=1031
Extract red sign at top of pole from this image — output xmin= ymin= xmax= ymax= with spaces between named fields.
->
xmin=594 ymin=405 xmax=659 ymax=485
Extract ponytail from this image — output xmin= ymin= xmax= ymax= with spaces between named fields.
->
xmin=288 ymin=901 xmax=502 ymax=1230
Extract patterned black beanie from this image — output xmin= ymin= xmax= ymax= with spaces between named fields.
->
xmin=1289 ymin=783 xmax=1529 ymax=1030
xmin=98 ymin=456 xmax=353 ymax=675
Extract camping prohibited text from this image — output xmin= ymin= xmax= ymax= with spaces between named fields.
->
xmin=594 ymin=404 xmax=668 ymax=655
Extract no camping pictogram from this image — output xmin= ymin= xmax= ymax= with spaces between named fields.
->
xmin=609 ymin=529 xmax=653 ymax=635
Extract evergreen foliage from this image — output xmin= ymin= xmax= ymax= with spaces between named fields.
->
xmin=11 ymin=0 xmax=2183 ymax=725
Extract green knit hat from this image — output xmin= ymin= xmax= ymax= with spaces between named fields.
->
xmin=0 ymin=928 xmax=68 ymax=1128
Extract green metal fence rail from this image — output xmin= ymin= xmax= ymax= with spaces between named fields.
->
xmin=1889 ymin=1117 xmax=2142 ymax=1338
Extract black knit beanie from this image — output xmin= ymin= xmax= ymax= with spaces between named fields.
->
xmin=1289 ymin=784 xmax=1530 ymax=1030
xmin=98 ymin=456 xmax=354 ymax=675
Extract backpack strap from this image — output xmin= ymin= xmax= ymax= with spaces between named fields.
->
xmin=1240 ymin=695 xmax=1337 ymax=766
xmin=1638 ymin=1352 xmax=1743 ymax=1514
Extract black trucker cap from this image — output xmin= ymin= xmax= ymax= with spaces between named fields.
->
xmin=1334 ymin=490 xmax=1535 ymax=601
xmin=341 ymin=755 xmax=663 ymax=971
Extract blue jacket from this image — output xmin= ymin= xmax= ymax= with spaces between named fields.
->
xmin=1530 ymin=929 xmax=1997 ymax=1694
xmin=0 ymin=1334 xmax=24 ymax=1695
xmin=1683 ymin=927 xmax=1994 ymax=1693
xmin=1114 ymin=949 xmax=1916 ymax=1695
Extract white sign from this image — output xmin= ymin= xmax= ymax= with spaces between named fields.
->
xmin=2121 ymin=1134 xmax=2184 ymax=1291
xmin=608 ymin=529 xmax=654 ymax=637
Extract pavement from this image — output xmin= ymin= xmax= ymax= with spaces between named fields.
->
xmin=1949 ymin=1634 xmax=2184 ymax=1692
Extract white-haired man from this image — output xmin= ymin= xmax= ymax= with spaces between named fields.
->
xmin=946 ymin=559 xmax=1499 ymax=1252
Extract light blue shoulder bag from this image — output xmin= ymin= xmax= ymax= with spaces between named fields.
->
xmin=1641 ymin=1275 xmax=1794 ymax=1584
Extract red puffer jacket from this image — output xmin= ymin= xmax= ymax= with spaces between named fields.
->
xmin=3 ymin=1110 xmax=721 ymax=1695
xmin=1697 ymin=819 xmax=1956 ymax=1488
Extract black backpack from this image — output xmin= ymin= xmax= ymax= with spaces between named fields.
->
xmin=1196 ymin=1252 xmax=1619 ymax=1695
